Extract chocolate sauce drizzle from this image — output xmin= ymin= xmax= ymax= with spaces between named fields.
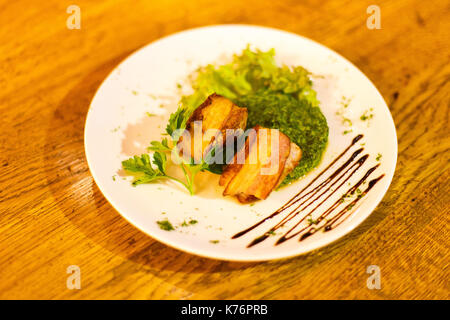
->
xmin=232 ymin=134 xmax=385 ymax=248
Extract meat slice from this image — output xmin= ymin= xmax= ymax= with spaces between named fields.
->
xmin=276 ymin=142 xmax=302 ymax=188
xmin=177 ymin=93 xmax=248 ymax=162
xmin=219 ymin=126 xmax=302 ymax=203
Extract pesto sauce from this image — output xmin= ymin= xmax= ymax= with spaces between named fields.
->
xmin=235 ymin=92 xmax=329 ymax=187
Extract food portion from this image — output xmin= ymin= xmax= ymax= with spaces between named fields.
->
xmin=219 ymin=126 xmax=302 ymax=203
xmin=121 ymin=46 xmax=329 ymax=200
xmin=179 ymin=46 xmax=328 ymax=186
xmin=177 ymin=93 xmax=248 ymax=162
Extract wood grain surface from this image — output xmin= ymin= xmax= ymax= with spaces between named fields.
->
xmin=0 ymin=0 xmax=449 ymax=300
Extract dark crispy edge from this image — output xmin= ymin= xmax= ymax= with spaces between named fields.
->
xmin=184 ymin=93 xmax=220 ymax=131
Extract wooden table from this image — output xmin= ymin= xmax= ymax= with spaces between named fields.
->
xmin=0 ymin=0 xmax=449 ymax=300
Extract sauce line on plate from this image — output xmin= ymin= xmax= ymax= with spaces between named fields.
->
xmin=232 ymin=134 xmax=385 ymax=248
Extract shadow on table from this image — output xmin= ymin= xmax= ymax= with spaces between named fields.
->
xmin=43 ymin=49 xmax=390 ymax=297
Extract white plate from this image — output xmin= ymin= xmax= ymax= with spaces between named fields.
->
xmin=84 ymin=25 xmax=397 ymax=261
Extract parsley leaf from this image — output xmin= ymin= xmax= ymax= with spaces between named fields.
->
xmin=122 ymin=153 xmax=192 ymax=191
xmin=166 ymin=107 xmax=190 ymax=141
xmin=122 ymin=154 xmax=165 ymax=186
xmin=148 ymin=138 xmax=171 ymax=152
xmin=152 ymin=151 xmax=167 ymax=173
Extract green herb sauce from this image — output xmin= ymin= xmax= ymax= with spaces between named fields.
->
xmin=236 ymin=91 xmax=329 ymax=186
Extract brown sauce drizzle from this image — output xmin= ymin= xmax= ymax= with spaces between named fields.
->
xmin=231 ymin=134 xmax=385 ymax=248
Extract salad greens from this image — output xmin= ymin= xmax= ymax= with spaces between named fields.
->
xmin=180 ymin=46 xmax=319 ymax=116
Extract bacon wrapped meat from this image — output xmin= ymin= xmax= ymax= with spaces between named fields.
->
xmin=219 ymin=125 xmax=302 ymax=203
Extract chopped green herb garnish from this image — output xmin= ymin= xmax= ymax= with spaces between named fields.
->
xmin=342 ymin=118 xmax=352 ymax=126
xmin=181 ymin=219 xmax=198 ymax=227
xmin=307 ymin=216 xmax=319 ymax=225
xmin=146 ymin=112 xmax=156 ymax=117
xmin=376 ymin=153 xmax=382 ymax=161
xmin=209 ymin=240 xmax=219 ymax=244
xmin=340 ymin=96 xmax=351 ymax=108
xmin=360 ymin=110 xmax=374 ymax=121
xmin=157 ymin=219 xmax=175 ymax=231
xmin=336 ymin=97 xmax=353 ymax=127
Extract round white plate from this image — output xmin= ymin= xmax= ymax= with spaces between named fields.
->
xmin=84 ymin=25 xmax=397 ymax=261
